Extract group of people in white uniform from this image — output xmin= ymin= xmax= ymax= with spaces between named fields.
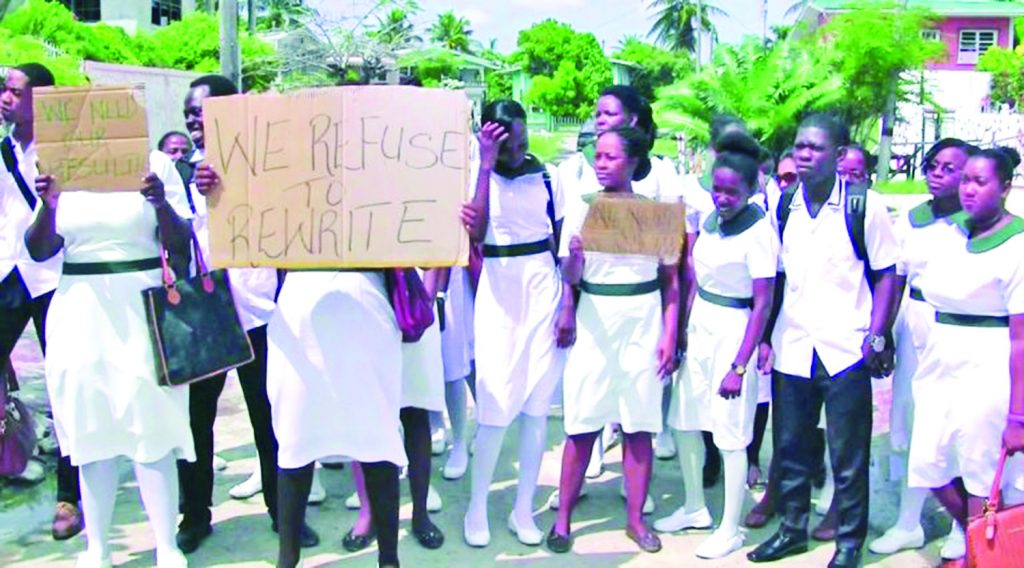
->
xmin=3 ymin=59 xmax=1023 ymax=568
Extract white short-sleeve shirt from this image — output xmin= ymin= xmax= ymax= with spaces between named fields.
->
xmin=694 ymin=206 xmax=779 ymax=299
xmin=0 ymin=137 xmax=61 ymax=298
xmin=559 ymin=193 xmax=660 ymax=285
xmin=681 ymin=173 xmax=715 ymax=235
xmin=479 ymin=164 xmax=564 ymax=246
xmin=188 ymin=149 xmax=278 ymax=332
xmin=771 ymin=177 xmax=900 ymax=378
xmin=895 ymin=201 xmax=964 ymax=293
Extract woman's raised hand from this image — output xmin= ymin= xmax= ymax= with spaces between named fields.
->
xmin=140 ymin=173 xmax=166 ymax=207
xmin=477 ymin=122 xmax=508 ymax=171
xmin=195 ymin=163 xmax=222 ymax=196
xmin=34 ymin=174 xmax=60 ymax=209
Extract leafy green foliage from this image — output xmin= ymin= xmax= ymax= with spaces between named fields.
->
xmin=430 ymin=10 xmax=472 ymax=53
xmin=256 ymin=0 xmax=313 ymax=32
xmin=612 ymin=37 xmax=691 ymax=102
xmin=480 ymin=48 xmax=512 ymax=99
xmin=370 ymin=8 xmax=421 ymax=47
xmin=647 ymin=0 xmax=725 ymax=53
xmin=511 ymin=20 xmax=612 ymax=119
xmin=978 ymin=45 xmax=1024 ymax=107
xmin=0 ymin=28 xmax=86 ymax=85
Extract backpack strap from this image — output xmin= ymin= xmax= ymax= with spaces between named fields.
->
xmin=541 ymin=168 xmax=560 ymax=261
xmin=2 ymin=136 xmax=37 ymax=210
xmin=844 ymin=181 xmax=870 ymax=263
xmin=776 ymin=185 xmax=798 ymax=240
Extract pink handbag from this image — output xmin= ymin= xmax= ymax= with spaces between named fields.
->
xmin=384 ymin=268 xmax=435 ymax=343
xmin=967 ymin=448 xmax=1024 ymax=567
xmin=0 ymin=370 xmax=36 ymax=477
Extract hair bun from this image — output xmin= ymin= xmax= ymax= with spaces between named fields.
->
xmin=995 ymin=146 xmax=1022 ymax=169
xmin=714 ymin=130 xmax=761 ymax=161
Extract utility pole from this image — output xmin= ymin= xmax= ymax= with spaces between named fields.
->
xmin=875 ymin=0 xmax=910 ymax=183
xmin=762 ymin=0 xmax=769 ymax=44
xmin=220 ymin=0 xmax=241 ymax=89
xmin=248 ymin=0 xmax=256 ymax=34
xmin=695 ymin=0 xmax=703 ymax=70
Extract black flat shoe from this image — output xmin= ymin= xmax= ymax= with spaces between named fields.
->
xmin=412 ymin=520 xmax=445 ymax=550
xmin=828 ymin=546 xmax=863 ymax=568
xmin=343 ymin=527 xmax=377 ymax=552
xmin=546 ymin=526 xmax=572 ymax=554
xmin=176 ymin=523 xmax=212 ymax=554
xmin=747 ymin=530 xmax=809 ymax=563
xmin=271 ymin=521 xmax=320 ymax=549
xmin=625 ymin=525 xmax=662 ymax=553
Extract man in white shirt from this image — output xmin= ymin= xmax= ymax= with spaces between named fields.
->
xmin=174 ymin=75 xmax=318 ymax=553
xmin=747 ymin=115 xmax=898 ymax=568
xmin=0 ymin=62 xmax=83 ymax=541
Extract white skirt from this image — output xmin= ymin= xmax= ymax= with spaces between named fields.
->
xmin=474 ymin=253 xmax=565 ymax=427
xmin=441 ymin=267 xmax=473 ymax=383
xmin=46 ymin=268 xmax=194 ymax=466
xmin=890 ymin=296 xmax=933 ymax=451
xmin=267 ymin=271 xmax=407 ymax=468
xmin=401 ymin=317 xmax=445 ymax=411
xmin=669 ymin=296 xmax=758 ymax=451
xmin=907 ymin=322 xmax=1024 ymax=495
xmin=563 ymin=289 xmax=663 ymax=436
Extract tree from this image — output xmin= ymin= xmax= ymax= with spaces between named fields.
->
xmin=429 ymin=10 xmax=472 ymax=52
xmin=612 ymin=36 xmax=692 ymax=102
xmin=978 ymin=45 xmax=1024 ymax=107
xmin=646 ymin=0 xmax=725 ymax=53
xmin=0 ymin=28 xmax=86 ymax=85
xmin=480 ymin=46 xmax=512 ymax=99
xmin=511 ymin=20 xmax=612 ymax=119
xmin=257 ymin=0 xmax=312 ymax=31
xmin=371 ymin=8 xmax=421 ymax=47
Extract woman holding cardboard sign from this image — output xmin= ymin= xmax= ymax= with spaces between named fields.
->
xmin=546 ymin=126 xmax=681 ymax=554
xmin=26 ymin=150 xmax=194 ymax=568
xmin=459 ymin=99 xmax=567 ymax=547
xmin=657 ymin=131 xmax=778 ymax=560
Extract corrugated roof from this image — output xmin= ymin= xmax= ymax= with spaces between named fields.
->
xmin=808 ymin=0 xmax=1024 ymax=16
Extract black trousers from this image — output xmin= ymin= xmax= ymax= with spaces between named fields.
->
xmin=178 ymin=325 xmax=278 ymax=527
xmin=0 ymin=281 xmax=80 ymax=504
xmin=772 ymin=351 xmax=872 ymax=549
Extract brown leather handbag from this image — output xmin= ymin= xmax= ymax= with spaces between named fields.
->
xmin=967 ymin=449 xmax=1024 ymax=567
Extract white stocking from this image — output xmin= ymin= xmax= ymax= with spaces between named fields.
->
xmin=895 ymin=484 xmax=928 ymax=532
xmin=673 ymin=430 xmax=706 ymax=512
xmin=718 ymin=449 xmax=747 ymax=537
xmin=79 ymin=458 xmax=120 ymax=561
xmin=133 ymin=453 xmax=182 ymax=565
xmin=512 ymin=414 xmax=547 ymax=532
xmin=445 ymin=378 xmax=468 ymax=450
xmin=465 ymin=424 xmax=507 ymax=533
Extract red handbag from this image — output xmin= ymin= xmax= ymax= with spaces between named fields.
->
xmin=967 ymin=448 xmax=1024 ymax=567
xmin=0 ymin=369 xmax=37 ymax=477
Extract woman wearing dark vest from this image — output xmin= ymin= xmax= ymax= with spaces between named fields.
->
xmin=460 ymin=99 xmax=567 ymax=547
xmin=547 ymin=126 xmax=681 ymax=554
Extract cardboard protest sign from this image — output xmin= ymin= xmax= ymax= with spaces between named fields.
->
xmin=581 ymin=196 xmax=686 ymax=263
xmin=203 ymin=86 xmax=472 ymax=269
xmin=34 ymin=85 xmax=149 ymax=191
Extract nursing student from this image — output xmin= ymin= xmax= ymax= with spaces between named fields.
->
xmin=868 ymin=138 xmax=976 ymax=561
xmin=460 ymin=99 xmax=567 ymax=547
xmin=905 ymin=147 xmax=1024 ymax=568
xmin=657 ymin=131 xmax=778 ymax=559
xmin=546 ymin=126 xmax=681 ymax=554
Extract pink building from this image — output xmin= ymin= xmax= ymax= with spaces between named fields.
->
xmin=797 ymin=0 xmax=1024 ymax=71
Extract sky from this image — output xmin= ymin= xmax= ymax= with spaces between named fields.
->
xmin=306 ymin=0 xmax=801 ymax=54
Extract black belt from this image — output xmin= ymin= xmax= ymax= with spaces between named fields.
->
xmin=482 ymin=238 xmax=552 ymax=258
xmin=698 ymin=287 xmax=753 ymax=309
xmin=580 ymin=279 xmax=660 ymax=297
xmin=63 ymin=257 xmax=162 ymax=275
xmin=909 ymin=287 xmax=925 ymax=302
xmin=935 ymin=312 xmax=1009 ymax=328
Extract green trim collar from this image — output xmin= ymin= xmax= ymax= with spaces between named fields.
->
xmin=950 ymin=212 xmax=1024 ymax=253
xmin=698 ymin=171 xmax=713 ymax=192
xmin=703 ymin=204 xmax=764 ymax=236
xmin=908 ymin=200 xmax=960 ymax=228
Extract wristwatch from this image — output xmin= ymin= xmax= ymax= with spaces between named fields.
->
xmin=731 ymin=363 xmax=747 ymax=377
xmin=868 ymin=333 xmax=886 ymax=353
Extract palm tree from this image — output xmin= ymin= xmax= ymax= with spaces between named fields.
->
xmin=258 ymin=0 xmax=311 ymax=31
xmin=372 ymin=8 xmax=422 ymax=47
xmin=430 ymin=10 xmax=473 ymax=53
xmin=647 ymin=0 xmax=726 ymax=53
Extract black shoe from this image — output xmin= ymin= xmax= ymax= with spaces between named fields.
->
xmin=412 ymin=519 xmax=445 ymax=550
xmin=747 ymin=531 xmax=809 ymax=563
xmin=702 ymin=460 xmax=721 ymax=488
xmin=343 ymin=527 xmax=377 ymax=552
xmin=271 ymin=520 xmax=320 ymax=548
xmin=176 ymin=523 xmax=212 ymax=554
xmin=828 ymin=546 xmax=863 ymax=568
xmin=546 ymin=526 xmax=571 ymax=554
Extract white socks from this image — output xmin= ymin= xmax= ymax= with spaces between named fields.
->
xmin=80 ymin=459 xmax=120 ymax=561
xmin=673 ymin=430 xmax=707 ymax=513
xmin=465 ymin=423 xmax=507 ymax=534
xmin=718 ymin=449 xmax=747 ymax=537
xmin=512 ymin=414 xmax=547 ymax=533
xmin=446 ymin=379 xmax=468 ymax=456
xmin=79 ymin=453 xmax=181 ymax=565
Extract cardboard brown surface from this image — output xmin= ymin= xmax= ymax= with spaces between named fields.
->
xmin=581 ymin=196 xmax=686 ymax=263
xmin=33 ymin=85 xmax=149 ymax=192
xmin=203 ymin=86 xmax=472 ymax=269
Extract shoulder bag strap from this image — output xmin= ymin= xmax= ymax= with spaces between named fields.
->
xmin=2 ymin=137 xmax=37 ymax=210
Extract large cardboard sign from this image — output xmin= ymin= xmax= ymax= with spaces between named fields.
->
xmin=581 ymin=196 xmax=686 ymax=263
xmin=34 ymin=85 xmax=149 ymax=191
xmin=203 ymin=86 xmax=472 ymax=269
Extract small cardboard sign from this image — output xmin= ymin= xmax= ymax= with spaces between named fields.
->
xmin=203 ymin=86 xmax=472 ymax=269
xmin=33 ymin=85 xmax=149 ymax=192
xmin=581 ymin=196 xmax=686 ymax=262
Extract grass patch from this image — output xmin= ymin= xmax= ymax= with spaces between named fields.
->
xmin=530 ymin=130 xmax=574 ymax=163
xmin=876 ymin=179 xmax=927 ymax=194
